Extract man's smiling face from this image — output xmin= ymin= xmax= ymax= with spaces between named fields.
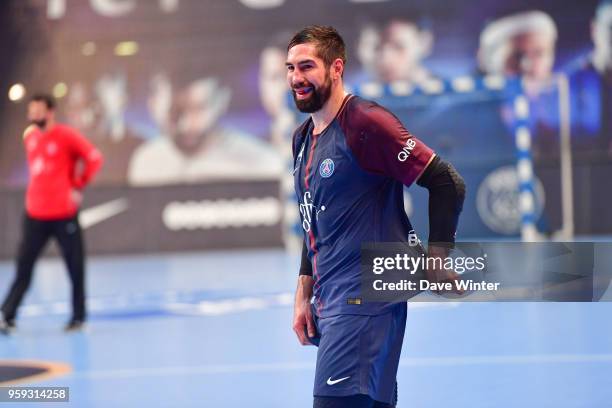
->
xmin=286 ymin=43 xmax=333 ymax=113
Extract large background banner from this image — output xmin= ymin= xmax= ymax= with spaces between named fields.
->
xmin=0 ymin=0 xmax=611 ymax=257
xmin=0 ymin=181 xmax=283 ymax=259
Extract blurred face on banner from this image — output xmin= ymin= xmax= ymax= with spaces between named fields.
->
xmin=375 ymin=20 xmax=432 ymax=83
xmin=259 ymin=46 xmax=290 ymax=117
xmin=356 ymin=24 xmax=381 ymax=78
xmin=592 ymin=4 xmax=612 ymax=73
xmin=504 ymin=31 xmax=556 ymax=81
xmin=286 ymin=42 xmax=334 ymax=113
xmin=28 ymin=101 xmax=54 ymax=129
xmin=479 ymin=11 xmax=557 ymax=94
xmin=169 ymin=79 xmax=231 ymax=155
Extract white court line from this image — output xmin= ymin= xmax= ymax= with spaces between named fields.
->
xmin=398 ymin=354 xmax=612 ymax=367
xmin=71 ymin=361 xmax=314 ymax=380
xmin=18 ymin=293 xmax=458 ymax=318
xmin=69 ymin=354 xmax=612 ymax=380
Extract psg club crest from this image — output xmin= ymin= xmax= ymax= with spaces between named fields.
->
xmin=319 ymin=158 xmax=335 ymax=178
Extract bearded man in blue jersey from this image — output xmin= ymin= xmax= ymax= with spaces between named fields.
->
xmin=287 ymin=26 xmax=466 ymax=408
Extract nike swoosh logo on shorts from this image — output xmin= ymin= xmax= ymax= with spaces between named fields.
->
xmin=79 ymin=198 xmax=129 ymax=229
xmin=327 ymin=376 xmax=350 ymax=386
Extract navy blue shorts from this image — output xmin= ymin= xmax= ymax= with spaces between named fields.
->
xmin=308 ymin=302 xmax=407 ymax=404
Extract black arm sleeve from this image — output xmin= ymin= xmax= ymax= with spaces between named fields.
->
xmin=299 ymin=241 xmax=313 ymax=276
xmin=417 ymin=156 xmax=466 ymax=244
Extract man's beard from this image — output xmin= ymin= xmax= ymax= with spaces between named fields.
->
xmin=292 ymin=74 xmax=332 ymax=113
xmin=31 ymin=119 xmax=47 ymax=129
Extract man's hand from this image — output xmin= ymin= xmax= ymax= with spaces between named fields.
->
xmin=292 ymin=275 xmax=316 ymax=345
xmin=71 ymin=189 xmax=83 ymax=207
xmin=426 ymin=244 xmax=464 ymax=295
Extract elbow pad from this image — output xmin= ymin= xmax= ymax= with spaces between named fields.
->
xmin=417 ymin=156 xmax=466 ymax=244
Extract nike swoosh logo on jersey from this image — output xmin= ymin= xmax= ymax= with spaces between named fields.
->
xmin=327 ymin=376 xmax=350 ymax=386
xmin=79 ymin=198 xmax=129 ymax=229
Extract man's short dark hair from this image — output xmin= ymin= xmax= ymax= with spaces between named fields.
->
xmin=287 ymin=25 xmax=347 ymax=69
xmin=30 ymin=93 xmax=56 ymax=110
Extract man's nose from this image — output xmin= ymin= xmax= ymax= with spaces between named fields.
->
xmin=290 ymin=71 xmax=306 ymax=86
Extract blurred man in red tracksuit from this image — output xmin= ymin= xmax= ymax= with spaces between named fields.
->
xmin=1 ymin=94 xmax=103 ymax=334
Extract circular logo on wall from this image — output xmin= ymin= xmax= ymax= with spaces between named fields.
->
xmin=476 ymin=166 xmax=545 ymax=234
xmin=319 ymin=158 xmax=335 ymax=178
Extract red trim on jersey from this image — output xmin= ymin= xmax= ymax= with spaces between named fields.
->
xmin=302 ymin=95 xmax=353 ymax=314
xmin=304 ymin=94 xmax=353 ymax=190
xmin=303 ymin=134 xmax=318 ymax=190
xmin=338 ymin=96 xmax=434 ymax=187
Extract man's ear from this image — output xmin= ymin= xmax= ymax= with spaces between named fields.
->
xmin=331 ymin=58 xmax=344 ymax=80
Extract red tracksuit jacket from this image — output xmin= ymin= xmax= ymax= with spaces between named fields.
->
xmin=24 ymin=124 xmax=103 ymax=220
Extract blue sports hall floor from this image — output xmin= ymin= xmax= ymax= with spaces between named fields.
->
xmin=1 ymin=247 xmax=612 ymax=407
